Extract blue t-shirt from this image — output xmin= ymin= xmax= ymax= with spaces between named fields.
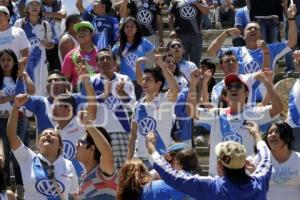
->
xmin=112 ymin=38 xmax=155 ymax=81
xmin=234 ymin=6 xmax=250 ymax=29
xmin=82 ymin=11 xmax=119 ymax=49
xmin=140 ymin=180 xmax=190 ymax=200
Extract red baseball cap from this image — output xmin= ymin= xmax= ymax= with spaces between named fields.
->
xmin=224 ymin=73 xmax=249 ymax=92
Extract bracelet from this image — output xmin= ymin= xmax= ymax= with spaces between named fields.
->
xmin=288 ymin=17 xmax=295 ymax=21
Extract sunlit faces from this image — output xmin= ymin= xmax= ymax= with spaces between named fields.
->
xmin=46 ymin=74 xmax=70 ymax=97
xmin=220 ymin=55 xmax=238 ymax=75
xmin=244 ymin=23 xmax=261 ymax=42
xmin=169 ymin=42 xmax=184 ymax=57
xmin=76 ymin=27 xmax=93 ymax=44
xmin=267 ymin=124 xmax=286 ymax=150
xmin=142 ymin=73 xmax=162 ymax=94
xmin=0 ymin=52 xmax=14 ymax=73
xmin=226 ymin=81 xmax=248 ymax=102
xmin=96 ymin=51 xmax=114 ymax=73
xmin=124 ymin=20 xmax=137 ymax=38
xmin=38 ymin=129 xmax=62 ymax=153
xmin=27 ymin=1 xmax=41 ymax=15
xmin=0 ymin=11 xmax=9 ymax=25
xmin=164 ymin=56 xmax=177 ymax=74
xmin=52 ymin=100 xmax=73 ymax=121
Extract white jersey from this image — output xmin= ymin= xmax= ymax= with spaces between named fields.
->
xmin=58 ymin=116 xmax=86 ymax=177
xmin=287 ymin=78 xmax=300 ymax=128
xmin=133 ymin=93 xmax=175 ymax=158
xmin=179 ymin=60 xmax=197 ymax=81
xmin=268 ymin=151 xmax=300 ymax=200
xmin=91 ymin=72 xmax=136 ymax=133
xmin=195 ymin=106 xmax=274 ymax=176
xmin=211 ymin=73 xmax=259 ymax=107
xmin=0 ymin=77 xmax=17 ymax=117
xmin=13 ymin=144 xmax=79 ymax=200
xmin=0 ymin=26 xmax=29 ymax=59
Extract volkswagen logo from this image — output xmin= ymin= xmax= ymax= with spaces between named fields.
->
xmin=104 ymin=96 xmax=121 ymax=110
xmin=179 ymin=6 xmax=197 ymax=19
xmin=35 ymin=178 xmax=65 ymax=197
xmin=5 ymin=87 xmax=15 ymax=96
xmin=138 ymin=116 xmax=157 ymax=136
xmin=125 ymin=53 xmax=138 ymax=67
xmin=222 ymin=132 xmax=243 ymax=144
xmin=137 ymin=9 xmax=153 ymax=25
xmin=62 ymin=140 xmax=76 ymax=160
xmin=244 ymin=60 xmax=261 ymax=73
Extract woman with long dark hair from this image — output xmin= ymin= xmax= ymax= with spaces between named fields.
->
xmin=263 ymin=121 xmax=300 ymax=200
xmin=0 ymin=48 xmax=35 ymax=199
xmin=112 ymin=17 xmax=155 ymax=99
xmin=14 ymin=0 xmax=55 ymax=96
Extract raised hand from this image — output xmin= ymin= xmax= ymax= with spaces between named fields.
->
xmin=116 ymin=78 xmax=127 ymax=97
xmin=257 ymin=39 xmax=268 ymax=53
xmin=190 ymin=69 xmax=202 ymax=88
xmin=203 ymin=69 xmax=212 ymax=84
xmin=14 ymin=94 xmax=28 ymax=108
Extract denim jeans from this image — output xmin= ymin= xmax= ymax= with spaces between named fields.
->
xmin=0 ymin=117 xmax=27 ymax=185
xmin=178 ymin=33 xmax=202 ymax=66
xmin=256 ymin=18 xmax=280 ymax=44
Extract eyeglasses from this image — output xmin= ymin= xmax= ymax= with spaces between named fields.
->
xmin=170 ymin=43 xmax=182 ymax=49
xmin=78 ymin=139 xmax=90 ymax=147
xmin=226 ymin=83 xmax=244 ymax=90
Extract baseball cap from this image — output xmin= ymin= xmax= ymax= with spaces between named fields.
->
xmin=166 ymin=143 xmax=189 ymax=153
xmin=224 ymin=73 xmax=249 ymax=92
xmin=25 ymin=0 xmax=42 ymax=8
xmin=0 ymin=6 xmax=10 ymax=16
xmin=215 ymin=141 xmax=247 ymax=169
xmin=73 ymin=21 xmax=94 ymax=33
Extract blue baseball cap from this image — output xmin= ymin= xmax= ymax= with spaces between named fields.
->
xmin=166 ymin=143 xmax=189 ymax=153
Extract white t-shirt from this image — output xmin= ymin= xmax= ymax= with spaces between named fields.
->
xmin=195 ymin=105 xmax=274 ymax=176
xmin=267 ymin=151 xmax=300 ymax=200
xmin=13 ymin=144 xmax=79 ymax=200
xmin=179 ymin=60 xmax=197 ymax=81
xmin=0 ymin=26 xmax=29 ymax=58
xmin=91 ymin=72 xmax=136 ymax=133
xmin=0 ymin=77 xmax=16 ymax=117
xmin=133 ymin=93 xmax=175 ymax=158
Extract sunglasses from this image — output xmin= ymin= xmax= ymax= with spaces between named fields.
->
xmin=170 ymin=43 xmax=182 ymax=49
xmin=226 ymin=83 xmax=244 ymax=90
xmin=78 ymin=139 xmax=90 ymax=147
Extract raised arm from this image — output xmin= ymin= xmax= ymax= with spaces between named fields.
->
xmin=0 ymin=138 xmax=4 ymax=169
xmin=146 ymin=132 xmax=211 ymax=200
xmin=255 ymin=72 xmax=283 ymax=117
xmin=77 ymin=63 xmax=97 ymax=121
xmin=80 ymin=111 xmax=115 ymax=175
xmin=76 ymin=0 xmax=86 ymax=14
xmin=156 ymin=54 xmax=179 ymax=102
xmin=7 ymin=94 xmax=28 ymax=151
xmin=186 ymin=69 xmax=202 ymax=118
xmin=127 ymin=120 xmax=137 ymax=159
xmin=192 ymin=0 xmax=209 ymax=15
xmin=287 ymin=3 xmax=297 ymax=49
xmin=18 ymin=57 xmax=35 ymax=95
xmin=207 ymin=28 xmax=240 ymax=56
xmin=119 ymin=0 xmax=129 ymax=17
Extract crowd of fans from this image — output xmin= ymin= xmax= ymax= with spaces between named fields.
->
xmin=0 ymin=0 xmax=299 ymax=199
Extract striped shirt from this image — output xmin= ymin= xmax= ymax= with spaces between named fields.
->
xmin=78 ymin=166 xmax=118 ymax=200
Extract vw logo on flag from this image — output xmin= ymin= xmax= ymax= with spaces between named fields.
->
xmin=179 ymin=6 xmax=196 ymax=19
xmin=62 ymin=140 xmax=76 ymax=160
xmin=222 ymin=132 xmax=243 ymax=144
xmin=138 ymin=116 xmax=157 ymax=136
xmin=125 ymin=53 xmax=138 ymax=67
xmin=35 ymin=178 xmax=65 ymax=197
xmin=104 ymin=96 xmax=121 ymax=110
xmin=137 ymin=9 xmax=153 ymax=25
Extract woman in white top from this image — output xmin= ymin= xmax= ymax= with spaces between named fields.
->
xmin=264 ymin=121 xmax=300 ymax=200
xmin=7 ymin=94 xmax=79 ymax=200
